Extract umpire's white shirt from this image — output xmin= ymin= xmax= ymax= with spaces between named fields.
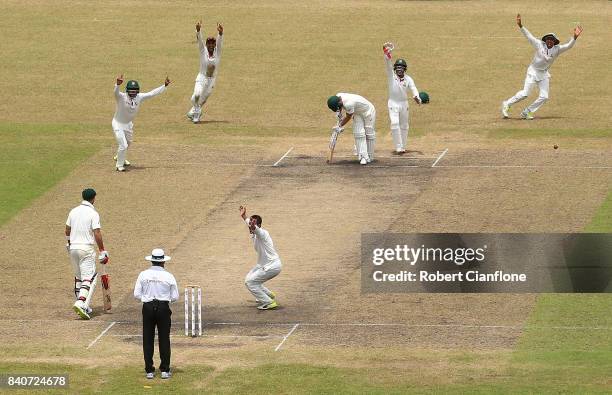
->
xmin=134 ymin=266 xmax=179 ymax=303
xmin=66 ymin=201 xmax=100 ymax=249
xmin=245 ymin=219 xmax=281 ymax=269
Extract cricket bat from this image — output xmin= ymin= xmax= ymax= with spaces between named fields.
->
xmin=327 ymin=110 xmax=343 ymax=164
xmin=100 ymin=265 xmax=112 ymax=312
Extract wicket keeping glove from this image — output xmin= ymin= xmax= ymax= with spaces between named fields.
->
xmin=98 ymin=251 xmax=109 ymax=264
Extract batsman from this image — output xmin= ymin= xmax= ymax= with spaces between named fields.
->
xmin=327 ymin=93 xmax=376 ymax=165
xmin=65 ymin=188 xmax=111 ymax=320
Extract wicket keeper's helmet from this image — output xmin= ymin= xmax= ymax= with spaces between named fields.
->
xmin=126 ymin=80 xmax=140 ymax=97
xmin=419 ymin=91 xmax=430 ymax=104
xmin=393 ymin=58 xmax=408 ymax=69
xmin=327 ymin=95 xmax=341 ymax=112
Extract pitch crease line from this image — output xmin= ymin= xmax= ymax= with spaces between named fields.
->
xmin=273 ymin=147 xmax=294 ymax=167
xmin=274 ymin=323 xmax=300 ymax=352
xmin=431 ymin=148 xmax=449 ymax=168
xmin=87 ymin=321 xmax=116 ymax=349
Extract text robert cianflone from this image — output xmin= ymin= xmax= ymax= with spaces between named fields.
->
xmin=372 ymin=270 xmax=527 ymax=282
xmin=372 ymin=245 xmax=487 ymax=266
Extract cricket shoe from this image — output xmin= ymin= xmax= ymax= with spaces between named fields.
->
xmin=113 ymin=156 xmax=130 ymax=166
xmin=360 ymin=157 xmax=368 ymax=165
xmin=161 ymin=372 xmax=171 ymax=379
xmin=257 ymin=300 xmax=278 ymax=310
xmin=116 ymin=166 xmax=125 ymax=172
xmin=192 ymin=112 xmax=201 ymax=124
xmin=521 ymin=110 xmax=535 ymax=120
xmin=146 ymin=373 xmax=154 ymax=380
xmin=186 ymin=111 xmax=194 ymax=121
xmin=501 ymin=102 xmax=510 ymax=118
xmin=73 ymin=301 xmax=90 ymax=320
xmin=255 ymin=291 xmax=277 ymax=304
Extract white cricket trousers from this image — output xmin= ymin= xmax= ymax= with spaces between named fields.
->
xmin=188 ymin=76 xmax=216 ymax=117
xmin=70 ymin=246 xmax=96 ymax=307
xmin=388 ymin=99 xmax=409 ymax=151
xmin=244 ymin=261 xmax=282 ymax=304
xmin=352 ymin=109 xmax=376 ymax=161
xmin=112 ymin=119 xmax=133 ymax=168
xmin=505 ymin=73 xmax=550 ymax=114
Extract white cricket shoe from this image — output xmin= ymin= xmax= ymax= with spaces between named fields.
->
xmin=360 ymin=157 xmax=368 ymax=165
xmin=116 ymin=166 xmax=125 ymax=172
xmin=161 ymin=371 xmax=171 ymax=379
xmin=193 ymin=111 xmax=201 ymax=124
xmin=367 ymin=158 xmax=373 ymax=163
xmin=501 ymin=102 xmax=510 ymax=118
xmin=521 ymin=110 xmax=535 ymax=120
xmin=73 ymin=301 xmax=90 ymax=320
xmin=146 ymin=372 xmax=154 ymax=379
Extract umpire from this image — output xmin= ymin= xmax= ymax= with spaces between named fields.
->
xmin=133 ymin=248 xmax=179 ymax=379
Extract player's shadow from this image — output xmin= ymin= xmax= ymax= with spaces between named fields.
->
xmin=199 ymin=120 xmax=230 ymax=124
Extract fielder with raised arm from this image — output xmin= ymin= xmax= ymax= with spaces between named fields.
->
xmin=383 ymin=42 xmax=421 ymax=154
xmin=239 ymin=206 xmax=281 ymax=310
xmin=327 ymin=93 xmax=376 ymax=165
xmin=65 ymin=188 xmax=108 ymax=320
xmin=187 ymin=20 xmax=224 ymax=123
xmin=113 ymin=74 xmax=171 ymax=171
xmin=502 ymin=14 xmax=583 ymax=120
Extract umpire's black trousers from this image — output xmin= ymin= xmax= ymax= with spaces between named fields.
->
xmin=142 ymin=300 xmax=172 ymax=373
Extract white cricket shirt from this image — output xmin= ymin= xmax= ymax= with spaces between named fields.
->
xmin=245 ymin=219 xmax=281 ymax=268
xmin=133 ymin=266 xmax=179 ymax=303
xmin=337 ymin=93 xmax=375 ymax=116
xmin=66 ymin=201 xmax=100 ymax=249
xmin=385 ymin=56 xmax=419 ymax=103
xmin=112 ymin=84 xmax=166 ymax=126
xmin=520 ymin=27 xmax=576 ymax=81
xmin=196 ymin=32 xmax=223 ymax=81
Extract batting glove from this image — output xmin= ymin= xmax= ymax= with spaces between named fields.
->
xmin=333 ymin=126 xmax=344 ymax=134
xmin=65 ymin=243 xmax=70 ymax=252
xmin=98 ymin=251 xmax=109 ymax=264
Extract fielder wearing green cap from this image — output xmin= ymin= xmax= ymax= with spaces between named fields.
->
xmin=326 ymin=92 xmax=376 ymax=165
xmin=112 ymin=73 xmax=171 ymax=172
xmin=382 ymin=42 xmax=422 ymax=154
xmin=502 ymin=13 xmax=583 ymax=120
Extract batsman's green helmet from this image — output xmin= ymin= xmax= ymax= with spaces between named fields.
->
xmin=126 ymin=80 xmax=140 ymax=91
xmin=393 ymin=59 xmax=408 ymax=69
xmin=327 ymin=95 xmax=341 ymax=112
xmin=419 ymin=91 xmax=430 ymax=104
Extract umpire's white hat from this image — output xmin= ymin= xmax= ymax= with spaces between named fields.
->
xmin=145 ymin=248 xmax=172 ymax=262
